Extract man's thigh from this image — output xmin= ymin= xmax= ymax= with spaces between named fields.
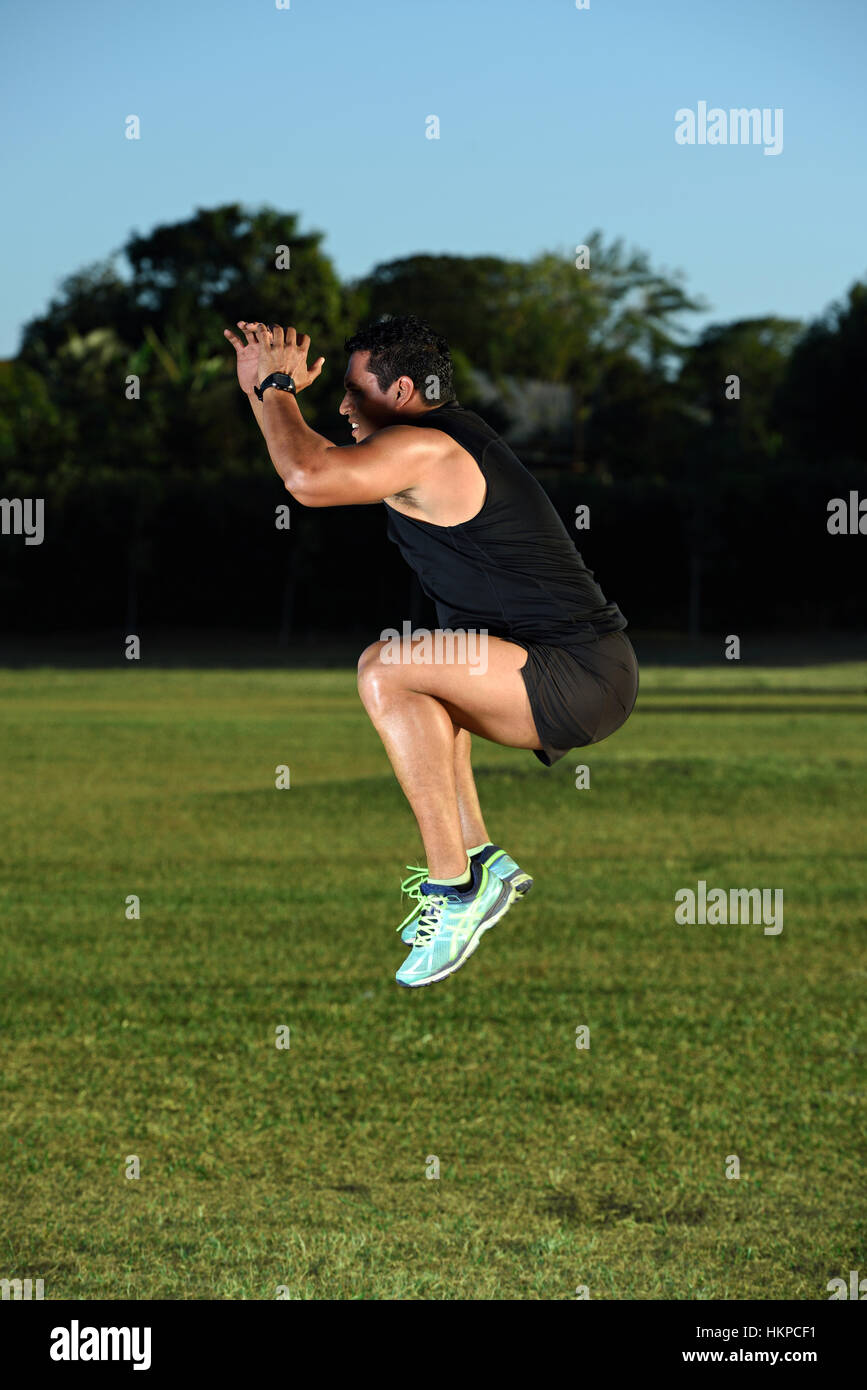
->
xmin=359 ymin=631 xmax=541 ymax=750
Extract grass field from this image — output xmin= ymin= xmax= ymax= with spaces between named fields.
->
xmin=1 ymin=654 xmax=865 ymax=1300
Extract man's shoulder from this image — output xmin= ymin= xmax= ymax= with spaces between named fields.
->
xmin=360 ymin=422 xmax=440 ymax=450
xmin=400 ymin=401 xmax=500 ymax=452
xmin=367 ymin=412 xmax=469 ymax=456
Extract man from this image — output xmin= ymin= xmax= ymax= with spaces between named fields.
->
xmin=223 ymin=314 xmax=639 ymax=989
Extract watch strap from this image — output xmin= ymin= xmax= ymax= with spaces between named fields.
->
xmin=255 ymin=373 xmax=297 ymax=401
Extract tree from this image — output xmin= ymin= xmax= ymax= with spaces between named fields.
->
xmin=354 ymin=237 xmax=704 ymax=469
xmin=779 ymin=280 xmax=867 ymax=464
xmin=0 ymin=359 xmax=72 ymax=490
xmin=17 ymin=203 xmax=355 ymax=445
xmin=668 ymin=317 xmax=802 ymax=636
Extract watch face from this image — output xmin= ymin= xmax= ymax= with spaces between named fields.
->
xmin=258 ymin=373 xmax=295 ymax=396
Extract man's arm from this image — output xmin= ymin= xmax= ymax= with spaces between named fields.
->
xmin=258 ymin=389 xmax=437 ymax=508
xmin=228 ymin=321 xmax=434 ymax=506
xmin=247 ymin=390 xmax=267 ymax=440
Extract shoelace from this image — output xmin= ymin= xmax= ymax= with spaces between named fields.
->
xmin=397 ymin=865 xmax=428 ymax=934
xmin=413 ymin=892 xmax=450 ymax=947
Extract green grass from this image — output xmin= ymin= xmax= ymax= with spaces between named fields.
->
xmin=1 ymin=659 xmax=865 ymax=1300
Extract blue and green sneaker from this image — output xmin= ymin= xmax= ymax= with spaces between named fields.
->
xmin=395 ymin=857 xmax=516 ymax=989
xmin=473 ymin=843 xmax=534 ymax=899
xmin=398 ymin=843 xmax=532 ymax=946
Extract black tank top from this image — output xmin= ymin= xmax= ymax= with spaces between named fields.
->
xmin=384 ymin=401 xmax=627 ymax=645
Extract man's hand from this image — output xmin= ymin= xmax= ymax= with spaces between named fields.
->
xmin=223 ymin=321 xmax=266 ymax=396
xmin=223 ymin=321 xmax=326 ymax=395
xmin=253 ymin=323 xmax=325 ymax=393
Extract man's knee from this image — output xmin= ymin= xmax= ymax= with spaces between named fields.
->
xmin=357 ymin=640 xmax=397 ymax=708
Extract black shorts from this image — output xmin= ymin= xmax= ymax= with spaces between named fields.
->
xmin=514 ymin=629 xmax=639 ymax=766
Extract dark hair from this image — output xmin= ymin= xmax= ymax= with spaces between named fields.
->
xmin=344 ymin=314 xmax=455 ymax=404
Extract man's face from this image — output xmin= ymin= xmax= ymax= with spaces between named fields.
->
xmin=339 ymin=351 xmax=404 ymax=443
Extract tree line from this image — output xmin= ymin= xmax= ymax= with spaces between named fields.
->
xmin=0 ymin=203 xmax=864 ymax=639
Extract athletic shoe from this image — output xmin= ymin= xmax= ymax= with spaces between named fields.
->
xmin=473 ymin=843 xmax=534 ymax=899
xmin=395 ymin=858 xmax=515 ymax=989
xmin=397 ymin=865 xmax=429 ymax=945
xmin=397 ymin=845 xmax=532 ymax=945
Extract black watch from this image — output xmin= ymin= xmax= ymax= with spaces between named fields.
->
xmin=254 ymin=372 xmax=297 ymax=401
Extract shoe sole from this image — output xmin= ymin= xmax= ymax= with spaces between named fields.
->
xmin=397 ymin=881 xmax=516 ymax=988
xmin=399 ymin=871 xmax=532 ymax=945
xmin=509 ymin=873 xmax=534 ymax=897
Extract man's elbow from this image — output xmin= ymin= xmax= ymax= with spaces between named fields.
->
xmin=283 ymin=472 xmax=327 ymax=507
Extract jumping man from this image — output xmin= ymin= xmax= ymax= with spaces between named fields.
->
xmin=223 ymin=314 xmax=639 ymax=989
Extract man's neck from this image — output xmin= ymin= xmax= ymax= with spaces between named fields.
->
xmin=403 ymin=399 xmax=454 ymax=417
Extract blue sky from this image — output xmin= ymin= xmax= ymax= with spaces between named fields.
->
xmin=2 ymin=0 xmax=866 ymax=357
